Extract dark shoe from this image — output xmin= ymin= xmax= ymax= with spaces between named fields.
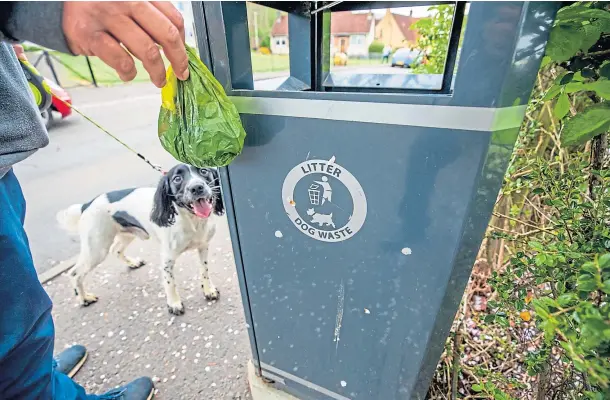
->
xmin=100 ymin=377 xmax=155 ymax=400
xmin=54 ymin=344 xmax=88 ymax=378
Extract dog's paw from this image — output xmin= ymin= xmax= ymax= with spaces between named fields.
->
xmin=128 ymin=259 xmax=146 ymax=269
xmin=167 ymin=303 xmax=185 ymax=315
xmin=204 ymin=287 xmax=220 ymax=301
xmin=81 ymin=294 xmax=99 ymax=307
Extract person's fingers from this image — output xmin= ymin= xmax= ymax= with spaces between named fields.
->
xmin=12 ymin=44 xmax=27 ymax=61
xmin=107 ymin=17 xmax=167 ymax=88
xmin=151 ymin=1 xmax=186 ymax=43
xmin=62 ymin=2 xmax=189 ymax=85
xmin=90 ymin=31 xmax=137 ymax=82
xmin=130 ymin=2 xmax=189 ymax=80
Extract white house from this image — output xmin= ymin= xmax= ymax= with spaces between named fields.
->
xmin=329 ymin=12 xmax=375 ymax=57
xmin=270 ymin=15 xmax=290 ymax=55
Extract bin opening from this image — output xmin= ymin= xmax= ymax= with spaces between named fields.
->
xmin=216 ymin=1 xmax=469 ymax=94
xmin=324 ymin=3 xmax=469 ymax=92
xmin=246 ymin=3 xmax=292 ymax=91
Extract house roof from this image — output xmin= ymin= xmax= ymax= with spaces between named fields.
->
xmin=392 ymin=13 xmax=419 ymax=42
xmin=271 ymin=12 xmax=372 ymax=37
xmin=271 ymin=14 xmax=288 ymax=36
xmin=331 ymin=12 xmax=373 ymax=35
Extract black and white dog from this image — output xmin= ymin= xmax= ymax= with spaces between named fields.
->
xmin=56 ymin=164 xmax=224 ymax=315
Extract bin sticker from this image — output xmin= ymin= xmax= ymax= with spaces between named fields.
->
xmin=282 ymin=158 xmax=367 ymax=242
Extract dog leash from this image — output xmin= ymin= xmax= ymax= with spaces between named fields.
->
xmin=18 ymin=56 xmax=167 ymax=174
xmin=18 ymin=52 xmax=167 ymax=174
xmin=53 ymin=96 xmax=167 ymax=175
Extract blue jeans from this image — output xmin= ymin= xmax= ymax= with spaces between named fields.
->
xmin=0 ymin=169 xmax=97 ymax=399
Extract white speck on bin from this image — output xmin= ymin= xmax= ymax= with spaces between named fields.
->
xmin=275 ymin=230 xmax=283 ymax=238
xmin=401 ymin=247 xmax=412 ymax=256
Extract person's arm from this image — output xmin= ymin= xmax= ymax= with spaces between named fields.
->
xmin=0 ymin=2 xmax=72 ymax=54
xmin=0 ymin=1 xmax=189 ymax=88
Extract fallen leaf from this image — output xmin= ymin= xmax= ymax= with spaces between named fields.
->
xmin=525 ymin=292 xmax=533 ymax=304
xmin=520 ymin=311 xmax=532 ymax=322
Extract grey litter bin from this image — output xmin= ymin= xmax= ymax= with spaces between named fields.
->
xmin=192 ymin=1 xmax=558 ymax=399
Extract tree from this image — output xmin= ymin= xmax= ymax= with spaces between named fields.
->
xmin=246 ymin=3 xmax=281 ymax=51
xmin=410 ymin=5 xmax=455 ymax=74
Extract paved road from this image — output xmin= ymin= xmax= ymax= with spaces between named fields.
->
xmin=15 ymin=83 xmax=251 ymax=398
xmin=43 ymin=219 xmax=251 ymax=399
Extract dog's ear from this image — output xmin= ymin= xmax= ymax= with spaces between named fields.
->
xmin=151 ymin=175 xmax=176 ymax=227
xmin=210 ymin=169 xmax=225 ymax=216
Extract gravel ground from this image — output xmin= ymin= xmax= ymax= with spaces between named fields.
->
xmin=44 ymin=218 xmax=253 ymax=399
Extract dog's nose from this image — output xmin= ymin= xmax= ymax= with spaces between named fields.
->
xmin=190 ymin=184 xmax=205 ymax=196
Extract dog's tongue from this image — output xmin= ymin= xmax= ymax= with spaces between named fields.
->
xmin=193 ymin=200 xmax=212 ymax=218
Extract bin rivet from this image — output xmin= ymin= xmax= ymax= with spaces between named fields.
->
xmin=341 ymin=380 xmax=347 ymax=387
xmin=401 ymin=247 xmax=412 ymax=256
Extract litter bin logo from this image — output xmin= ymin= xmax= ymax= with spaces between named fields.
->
xmin=282 ymin=158 xmax=367 ymax=243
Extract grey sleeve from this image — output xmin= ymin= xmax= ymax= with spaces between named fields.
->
xmin=1 ymin=1 xmax=73 ymax=54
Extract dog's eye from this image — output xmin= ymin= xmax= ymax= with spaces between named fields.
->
xmin=199 ymin=169 xmax=209 ymax=176
xmin=172 ymin=176 xmax=183 ymax=184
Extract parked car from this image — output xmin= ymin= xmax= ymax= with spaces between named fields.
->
xmin=391 ymin=48 xmax=424 ymax=68
xmin=41 ymin=77 xmax=72 ymax=129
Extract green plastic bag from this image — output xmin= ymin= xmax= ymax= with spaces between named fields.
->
xmin=158 ymin=45 xmax=246 ymax=167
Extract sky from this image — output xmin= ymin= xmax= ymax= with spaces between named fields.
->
xmin=378 ymin=7 xmax=435 ymax=18
xmin=354 ymin=6 xmax=436 ymax=18
xmin=359 ymin=4 xmax=471 ymax=18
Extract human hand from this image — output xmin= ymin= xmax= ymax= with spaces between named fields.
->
xmin=12 ymin=44 xmax=27 ymax=61
xmin=62 ymin=1 xmax=189 ymax=88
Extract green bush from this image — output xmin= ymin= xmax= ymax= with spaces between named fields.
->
xmin=260 ymin=36 xmax=270 ymax=49
xmin=368 ymin=40 xmax=384 ymax=54
xmin=425 ymin=2 xmax=610 ymax=398
xmin=485 ymin=2 xmax=610 ymax=398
